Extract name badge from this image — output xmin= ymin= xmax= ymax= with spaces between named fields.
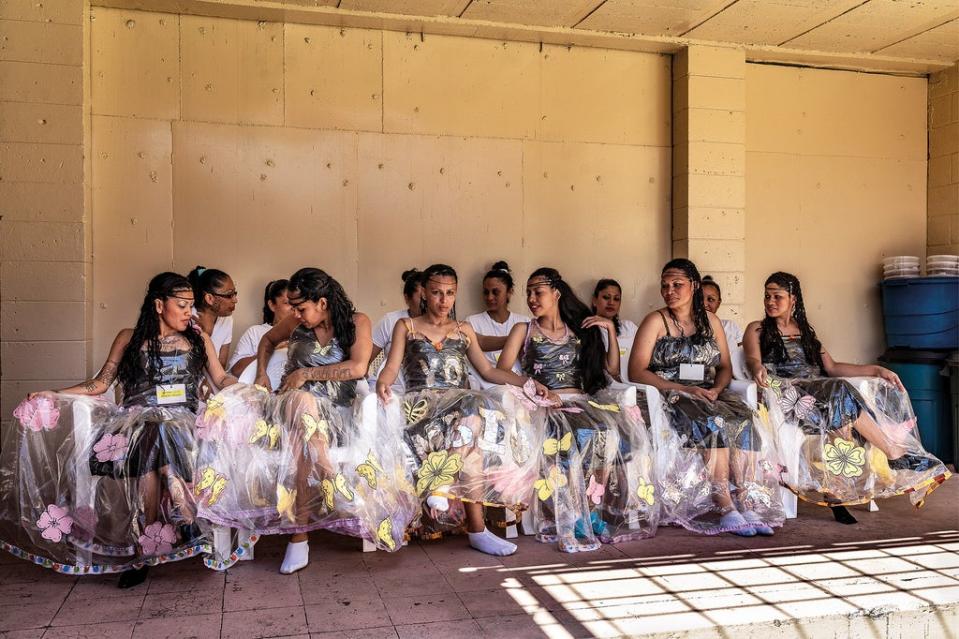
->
xmin=156 ymin=384 xmax=187 ymax=405
xmin=679 ymin=364 xmax=705 ymax=382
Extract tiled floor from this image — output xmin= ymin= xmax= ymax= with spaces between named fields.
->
xmin=1 ymin=481 xmax=957 ymax=639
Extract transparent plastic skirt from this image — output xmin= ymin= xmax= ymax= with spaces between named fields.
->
xmin=764 ymin=375 xmax=951 ymax=507
xmin=194 ymin=384 xmax=418 ymax=555
xmin=645 ymin=389 xmax=785 ymax=535
xmin=525 ymin=387 xmax=660 ymax=553
xmin=0 ymin=394 xmax=210 ymax=574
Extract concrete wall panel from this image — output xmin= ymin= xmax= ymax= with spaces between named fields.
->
xmin=0 ymin=62 xmax=83 ymax=105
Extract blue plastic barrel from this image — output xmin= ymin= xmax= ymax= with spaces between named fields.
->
xmin=880 ymin=277 xmax=959 ymax=350
xmin=880 ymin=349 xmax=953 ymax=464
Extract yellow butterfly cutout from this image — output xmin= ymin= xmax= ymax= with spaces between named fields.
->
xmin=356 ymin=464 xmax=377 ymax=489
xmin=320 ymin=479 xmax=335 ymax=510
xmin=415 ymin=450 xmax=463 ymax=495
xmin=277 ymin=485 xmax=297 ymax=522
xmin=250 ymin=419 xmax=269 ymax=445
xmin=254 ymin=384 xmax=270 ymax=395
xmin=267 ymin=424 xmax=281 ymax=449
xmin=588 ymin=400 xmax=620 ymax=413
xmin=334 ymin=473 xmax=355 ymax=501
xmin=543 ymin=432 xmax=573 ymax=456
xmin=636 ymin=478 xmax=655 ymax=506
xmin=533 ymin=466 xmax=568 ymax=501
xmin=194 ymin=467 xmax=217 ymax=495
xmin=208 ymin=476 xmax=228 ymax=506
xmin=376 ymin=518 xmax=397 ymax=551
xmin=403 ymin=399 xmax=429 ymax=423
xmin=205 ymin=396 xmax=226 ymax=420
xmin=302 ymin=413 xmax=329 ymax=441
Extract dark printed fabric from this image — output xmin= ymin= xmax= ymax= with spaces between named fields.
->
xmin=285 ymin=325 xmax=357 ymax=406
xmin=521 ymin=322 xmax=584 ymax=390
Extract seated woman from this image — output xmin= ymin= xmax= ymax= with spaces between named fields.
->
xmin=369 ymin=268 xmax=423 ymax=389
xmin=466 ymin=261 xmax=529 ymax=389
xmin=743 ymin=272 xmax=950 ymax=523
xmin=0 ymin=272 xmax=236 ymax=587
xmin=497 ymin=268 xmax=657 ymax=552
xmin=702 ymin=275 xmax=748 ymax=380
xmin=188 ymin=266 xmax=237 ymax=370
xmin=228 ymin=279 xmax=291 ymax=388
xmin=195 ymin=268 xmax=417 ymax=574
xmin=629 ymin=259 xmax=783 ymax=537
xmin=591 ymin=278 xmax=639 ymax=381
xmin=376 ymin=264 xmax=547 ymax=557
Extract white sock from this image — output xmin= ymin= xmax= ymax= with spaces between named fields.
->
xmin=468 ymin=529 xmax=517 ymax=556
xmin=279 ymin=540 xmax=309 ymax=574
xmin=742 ymin=510 xmax=775 ymax=536
xmin=720 ymin=510 xmax=756 ymax=537
xmin=426 ymin=486 xmax=451 ymax=512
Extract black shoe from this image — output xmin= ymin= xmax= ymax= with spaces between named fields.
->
xmin=830 ymin=505 xmax=857 ymax=525
xmin=117 ymin=566 xmax=149 ymax=589
xmin=888 ymin=453 xmax=936 ymax=472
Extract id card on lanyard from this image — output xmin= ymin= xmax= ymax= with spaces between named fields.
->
xmin=679 ymin=363 xmax=705 ymax=382
xmin=156 ymin=384 xmax=187 ymax=405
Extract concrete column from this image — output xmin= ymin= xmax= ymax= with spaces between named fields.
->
xmin=927 ymin=62 xmax=959 ymax=255
xmin=672 ymin=45 xmax=746 ymax=323
xmin=0 ymin=0 xmax=92 ymax=420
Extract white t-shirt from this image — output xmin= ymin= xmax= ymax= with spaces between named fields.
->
xmin=369 ymin=308 xmax=410 ymax=386
xmin=228 ymin=323 xmax=270 ymax=369
xmin=466 ymin=311 xmax=528 ymax=389
xmin=193 ymin=313 xmax=233 ymax=391
xmin=601 ymin=319 xmax=638 ymax=381
xmin=721 ymin=318 xmax=748 ymax=381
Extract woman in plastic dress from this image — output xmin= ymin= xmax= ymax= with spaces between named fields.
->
xmin=195 ymin=268 xmax=418 ymax=574
xmin=496 ymin=268 xmax=658 ymax=553
xmin=376 ymin=264 xmax=548 ymax=557
xmin=743 ymin=272 xmax=950 ymax=524
xmin=629 ymin=259 xmax=783 ymax=537
xmin=0 ymin=272 xmax=237 ymax=587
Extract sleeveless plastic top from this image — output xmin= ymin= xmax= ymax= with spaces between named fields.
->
xmin=521 ymin=321 xmax=583 ymax=390
xmin=123 ymin=348 xmax=203 ymax=411
xmin=648 ymin=312 xmax=720 ymax=389
xmin=401 ymin=320 xmax=471 ymax=391
xmin=763 ymin=335 xmax=822 ymax=379
xmin=285 ymin=324 xmax=357 ymax=406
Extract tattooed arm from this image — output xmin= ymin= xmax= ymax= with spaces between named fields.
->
xmin=30 ymin=330 xmax=132 ymax=399
xmin=279 ymin=313 xmax=374 ymax=393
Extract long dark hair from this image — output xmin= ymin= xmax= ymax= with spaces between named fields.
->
xmin=529 ymin=267 xmax=608 ymax=395
xmin=118 ymin=272 xmax=207 ymax=397
xmin=420 ymin=263 xmax=458 ymax=319
xmin=401 ymin=268 xmax=422 ymax=299
xmin=484 ymin=260 xmax=514 ymax=292
xmin=187 ymin=265 xmax=230 ymax=311
xmin=288 ymin=268 xmax=357 ymax=349
xmin=760 ymin=272 xmax=823 ymax=369
xmin=262 ymin=279 xmax=289 ymax=324
xmin=661 ymin=258 xmax=712 ymax=344
xmin=591 ymin=278 xmax=622 ymax=335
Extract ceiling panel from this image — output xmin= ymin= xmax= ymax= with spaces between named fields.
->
xmin=461 ymin=0 xmax=603 ymax=28
xmin=785 ymin=0 xmax=959 ymax=53
xmin=686 ymin=0 xmax=864 ymax=46
xmin=339 ymin=0 xmax=470 ymax=18
xmin=577 ymin=0 xmax=732 ymax=36
xmin=876 ymin=18 xmax=959 ymax=62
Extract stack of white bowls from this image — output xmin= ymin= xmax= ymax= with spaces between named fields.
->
xmin=882 ymin=256 xmax=920 ymax=279
xmin=927 ymin=254 xmax=959 ymax=277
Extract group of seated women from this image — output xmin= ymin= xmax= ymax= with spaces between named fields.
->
xmin=0 ymin=259 xmax=950 ymax=588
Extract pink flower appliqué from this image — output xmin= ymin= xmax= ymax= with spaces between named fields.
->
xmin=93 ymin=433 xmax=128 ymax=463
xmin=138 ymin=522 xmax=177 ymax=555
xmin=37 ymin=504 xmax=73 ymax=543
xmin=586 ymin=475 xmax=605 ymax=506
xmin=14 ymin=396 xmax=61 ymax=432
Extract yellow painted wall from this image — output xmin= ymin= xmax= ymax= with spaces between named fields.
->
xmin=90 ymin=8 xmax=672 ymax=366
xmin=744 ymin=64 xmax=928 ymax=363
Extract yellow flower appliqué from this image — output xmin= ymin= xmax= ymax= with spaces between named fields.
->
xmin=415 ymin=450 xmax=463 ymax=495
xmin=636 ymin=478 xmax=655 ymax=506
xmin=824 ymin=437 xmax=866 ymax=478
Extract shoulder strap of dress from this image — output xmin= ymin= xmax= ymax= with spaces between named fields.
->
xmin=656 ymin=310 xmax=671 ymax=336
xmin=404 ymin=317 xmax=416 ymax=338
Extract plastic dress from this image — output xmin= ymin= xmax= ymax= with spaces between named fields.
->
xmin=194 ymin=325 xmax=417 ymax=564
xmin=762 ymin=336 xmax=951 ymax=507
xmin=646 ymin=314 xmax=784 ymax=534
xmin=521 ymin=322 xmax=658 ymax=552
xmin=0 ymin=341 xmax=210 ymax=574
xmin=381 ymin=320 xmax=536 ymax=532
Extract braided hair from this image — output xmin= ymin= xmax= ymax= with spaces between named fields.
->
xmin=661 ymin=258 xmax=712 ymax=344
xmin=484 ymin=260 xmax=514 ymax=292
xmin=759 ymin=272 xmax=823 ymax=369
xmin=401 ymin=268 xmax=422 ymax=299
xmin=288 ymin=268 xmax=357 ymax=349
xmin=529 ymin=267 xmax=608 ymax=395
xmin=420 ymin=263 xmax=458 ymax=319
xmin=591 ymin=278 xmax=622 ymax=335
xmin=262 ymin=279 xmax=289 ymax=324
xmin=118 ymin=272 xmax=207 ymax=397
